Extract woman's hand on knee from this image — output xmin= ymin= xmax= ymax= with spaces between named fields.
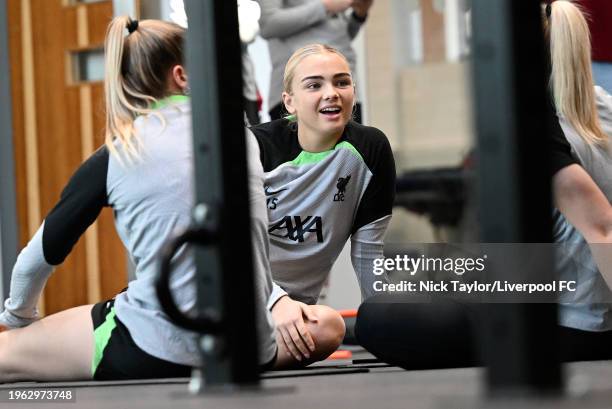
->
xmin=271 ymin=296 xmax=317 ymax=361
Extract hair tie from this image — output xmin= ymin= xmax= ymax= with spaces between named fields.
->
xmin=127 ymin=19 xmax=139 ymax=34
xmin=546 ymin=3 xmax=552 ymax=18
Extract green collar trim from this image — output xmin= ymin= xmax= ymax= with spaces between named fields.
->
xmin=150 ymin=95 xmax=189 ymax=110
xmin=287 ymin=141 xmax=363 ymax=166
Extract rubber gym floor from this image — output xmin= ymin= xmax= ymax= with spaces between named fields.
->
xmin=2 ymin=348 xmax=612 ymax=409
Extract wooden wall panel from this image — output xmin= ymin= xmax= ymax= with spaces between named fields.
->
xmin=7 ymin=0 xmax=127 ymax=315
xmin=86 ymin=1 xmax=113 ymax=47
xmin=90 ymin=83 xmax=128 ymax=298
xmin=7 ymin=0 xmax=28 ymax=249
xmin=62 ymin=6 xmax=79 ymax=51
xmin=31 ymin=0 xmax=88 ymax=312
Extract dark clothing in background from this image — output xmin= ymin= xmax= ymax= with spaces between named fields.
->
xmin=356 ymin=296 xmax=612 ymax=370
xmin=575 ymin=0 xmax=612 ymax=62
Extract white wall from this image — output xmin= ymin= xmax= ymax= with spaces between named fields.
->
xmin=248 ymin=37 xmax=272 ymax=122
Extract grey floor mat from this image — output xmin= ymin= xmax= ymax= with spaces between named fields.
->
xmin=0 ymin=377 xmax=191 ymax=389
xmin=2 ymin=366 xmax=371 ymax=389
xmin=1 ymin=362 xmax=612 ymax=409
xmin=262 ymin=367 xmax=369 ymax=378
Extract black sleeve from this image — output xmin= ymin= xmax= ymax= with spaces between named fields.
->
xmin=351 ymin=128 xmax=396 ymax=234
xmin=42 ymin=147 xmax=109 ymax=265
xmin=249 ymin=123 xmax=270 ymax=168
xmin=548 ymin=102 xmax=577 ymax=176
xmin=250 ymin=120 xmax=302 ymax=172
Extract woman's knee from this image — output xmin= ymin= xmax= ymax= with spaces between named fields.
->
xmin=272 ymin=305 xmax=346 ymax=369
xmin=306 ymin=305 xmax=346 ymax=360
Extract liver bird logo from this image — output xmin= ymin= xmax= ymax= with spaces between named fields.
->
xmin=334 ymin=175 xmax=351 ymax=202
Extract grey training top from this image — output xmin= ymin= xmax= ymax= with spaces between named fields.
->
xmin=257 ymin=0 xmax=364 ymax=110
xmin=251 ymin=120 xmax=395 ymax=308
xmin=0 ymin=98 xmax=277 ymax=367
xmin=555 ymin=86 xmax=612 ymax=331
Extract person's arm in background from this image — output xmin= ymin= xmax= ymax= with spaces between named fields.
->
xmin=347 ymin=0 xmax=372 ymax=39
xmin=258 ymin=0 xmax=352 ymax=39
xmin=553 ymin=164 xmax=612 ymax=287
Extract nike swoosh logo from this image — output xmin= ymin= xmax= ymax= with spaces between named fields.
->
xmin=265 ymin=186 xmax=288 ymax=196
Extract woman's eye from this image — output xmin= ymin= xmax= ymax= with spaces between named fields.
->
xmin=306 ymin=82 xmax=321 ymax=90
xmin=337 ymin=80 xmax=352 ymax=87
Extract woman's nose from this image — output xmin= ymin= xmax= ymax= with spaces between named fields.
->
xmin=323 ymin=84 xmax=339 ymax=100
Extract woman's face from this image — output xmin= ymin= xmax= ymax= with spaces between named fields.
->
xmin=283 ymin=52 xmax=355 ymax=140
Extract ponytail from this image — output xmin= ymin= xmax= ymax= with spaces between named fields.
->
xmin=545 ymin=1 xmax=608 ymax=146
xmin=103 ymin=16 xmax=185 ymax=162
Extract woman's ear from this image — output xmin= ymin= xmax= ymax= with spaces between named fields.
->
xmin=172 ymin=65 xmax=189 ymax=92
xmin=282 ymin=92 xmax=296 ymax=114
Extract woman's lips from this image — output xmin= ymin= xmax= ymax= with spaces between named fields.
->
xmin=319 ymin=107 xmax=342 ymax=120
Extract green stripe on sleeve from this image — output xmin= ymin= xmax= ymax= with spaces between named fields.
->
xmin=91 ymin=307 xmax=117 ymax=376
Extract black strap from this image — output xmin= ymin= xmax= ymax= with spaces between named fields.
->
xmin=127 ymin=19 xmax=139 ymax=34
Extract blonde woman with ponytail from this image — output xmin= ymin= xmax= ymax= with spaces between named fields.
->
xmin=543 ymin=0 xmax=612 ymax=350
xmin=0 ymin=16 xmax=280 ymax=381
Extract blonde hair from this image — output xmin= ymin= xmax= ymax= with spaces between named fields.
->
xmin=544 ymin=0 xmax=607 ymax=146
xmin=104 ymin=16 xmax=185 ymax=160
xmin=283 ymin=43 xmax=351 ymax=94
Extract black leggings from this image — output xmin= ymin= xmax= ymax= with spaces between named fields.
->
xmin=355 ymin=294 xmax=612 ymax=370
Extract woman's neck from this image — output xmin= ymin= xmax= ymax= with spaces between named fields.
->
xmin=297 ymin=124 xmax=343 ymax=153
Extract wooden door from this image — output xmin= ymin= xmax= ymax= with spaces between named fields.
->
xmin=8 ymin=0 xmax=128 ymax=315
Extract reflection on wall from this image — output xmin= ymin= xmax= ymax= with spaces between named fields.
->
xmin=69 ymin=48 xmax=105 ymax=83
xmin=399 ymin=62 xmax=471 ymax=168
xmin=327 ymin=0 xmax=474 ymax=308
xmin=364 ymin=0 xmax=473 ymax=243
